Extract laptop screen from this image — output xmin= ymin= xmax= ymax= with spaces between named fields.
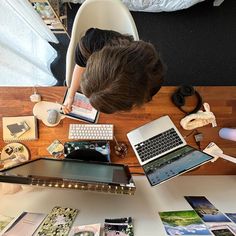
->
xmin=143 ymin=145 xmax=213 ymax=186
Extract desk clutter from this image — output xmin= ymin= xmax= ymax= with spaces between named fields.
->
xmin=1 ymin=85 xmax=236 ymax=195
xmin=0 ymin=86 xmax=236 ymax=235
xmin=0 ymin=205 xmax=134 ymax=236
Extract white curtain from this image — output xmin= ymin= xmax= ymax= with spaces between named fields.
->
xmin=0 ymin=0 xmax=59 ymax=86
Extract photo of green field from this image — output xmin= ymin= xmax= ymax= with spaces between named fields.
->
xmin=159 ymin=210 xmax=211 ymax=235
xmin=160 ymin=210 xmax=203 ymax=226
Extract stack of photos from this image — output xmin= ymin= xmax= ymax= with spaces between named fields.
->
xmin=104 ymin=217 xmax=134 ymax=236
xmin=158 ymin=210 xmax=211 ymax=235
xmin=185 ymin=196 xmax=236 ymax=236
xmin=209 ymin=213 xmax=236 ymax=236
xmin=159 ymin=196 xmax=236 ymax=236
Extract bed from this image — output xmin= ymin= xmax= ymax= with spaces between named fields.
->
xmin=62 ymin=0 xmax=207 ymax=12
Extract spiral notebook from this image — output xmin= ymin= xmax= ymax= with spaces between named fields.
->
xmin=2 ymin=116 xmax=38 ymax=142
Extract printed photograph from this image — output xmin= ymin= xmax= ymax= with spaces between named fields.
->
xmin=211 ymin=226 xmax=235 ymax=236
xmin=225 ymin=213 xmax=236 ymax=223
xmin=185 ymin=196 xmax=231 ymax=223
xmin=158 ymin=210 xmax=211 ymax=235
xmin=210 ymin=224 xmax=236 ymax=236
xmin=228 ymin=225 xmax=236 ymax=234
xmin=47 ymin=139 xmax=64 ymax=157
xmin=69 ymin=223 xmax=100 ymax=236
xmin=104 ymin=217 xmax=134 ymax=236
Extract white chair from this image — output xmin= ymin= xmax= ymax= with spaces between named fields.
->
xmin=65 ymin=0 xmax=139 ymax=87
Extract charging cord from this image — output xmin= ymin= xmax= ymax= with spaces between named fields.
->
xmin=184 ymin=129 xmax=203 ymax=150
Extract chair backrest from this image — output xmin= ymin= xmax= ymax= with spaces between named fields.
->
xmin=65 ymin=0 xmax=139 ymax=87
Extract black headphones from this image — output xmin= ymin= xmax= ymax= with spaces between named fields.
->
xmin=171 ymin=85 xmax=202 ymax=115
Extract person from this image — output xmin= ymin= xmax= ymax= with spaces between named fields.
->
xmin=63 ymin=28 xmax=165 ymax=114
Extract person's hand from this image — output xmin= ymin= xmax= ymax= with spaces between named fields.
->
xmin=62 ymin=96 xmax=74 ymax=114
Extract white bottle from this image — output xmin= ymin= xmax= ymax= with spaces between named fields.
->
xmin=219 ymin=128 xmax=236 ymax=141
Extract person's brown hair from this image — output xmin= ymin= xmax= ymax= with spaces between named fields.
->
xmin=80 ymin=40 xmax=165 ymax=114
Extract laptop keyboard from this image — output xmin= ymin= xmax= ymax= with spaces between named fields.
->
xmin=134 ymin=128 xmax=183 ymax=162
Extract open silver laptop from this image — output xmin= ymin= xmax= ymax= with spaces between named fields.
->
xmin=127 ymin=115 xmax=213 ymax=186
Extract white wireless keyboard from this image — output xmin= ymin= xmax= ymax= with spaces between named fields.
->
xmin=68 ymin=124 xmax=114 ymax=140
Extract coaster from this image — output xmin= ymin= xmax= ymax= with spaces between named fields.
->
xmin=33 ymin=101 xmax=65 ymax=127
xmin=0 ymin=142 xmax=30 ymax=170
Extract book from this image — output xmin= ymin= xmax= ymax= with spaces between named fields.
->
xmin=35 ymin=206 xmax=78 ymax=236
xmin=2 ymin=116 xmax=38 ymax=142
xmin=2 ymin=212 xmax=46 ymax=236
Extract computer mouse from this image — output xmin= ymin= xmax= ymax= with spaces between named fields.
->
xmin=47 ymin=109 xmax=59 ymax=124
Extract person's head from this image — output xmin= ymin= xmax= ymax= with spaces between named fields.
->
xmin=80 ymin=40 xmax=165 ymax=114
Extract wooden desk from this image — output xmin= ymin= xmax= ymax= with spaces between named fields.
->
xmin=0 ymin=86 xmax=236 ymax=175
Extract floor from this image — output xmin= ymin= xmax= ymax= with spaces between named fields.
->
xmin=51 ymin=0 xmax=236 ymax=86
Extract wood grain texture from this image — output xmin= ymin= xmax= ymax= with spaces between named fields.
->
xmin=0 ymin=86 xmax=236 ymax=175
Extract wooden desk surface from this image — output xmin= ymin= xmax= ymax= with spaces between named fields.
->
xmin=0 ymin=86 xmax=236 ymax=175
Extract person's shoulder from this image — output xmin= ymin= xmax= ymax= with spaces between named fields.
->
xmin=84 ymin=28 xmax=106 ymax=35
xmin=83 ymin=28 xmax=106 ymax=43
xmin=84 ymin=27 xmax=96 ymax=35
